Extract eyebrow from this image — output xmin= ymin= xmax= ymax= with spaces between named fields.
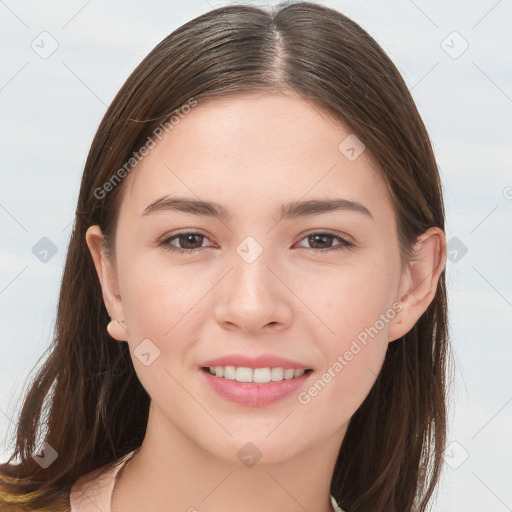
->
xmin=140 ymin=196 xmax=373 ymax=222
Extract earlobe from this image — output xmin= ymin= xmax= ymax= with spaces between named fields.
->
xmin=85 ymin=225 xmax=127 ymax=342
xmin=388 ymin=227 xmax=446 ymax=342
xmin=106 ymin=318 xmax=128 ymax=342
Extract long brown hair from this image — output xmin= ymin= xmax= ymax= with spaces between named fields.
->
xmin=0 ymin=3 xmax=450 ymax=511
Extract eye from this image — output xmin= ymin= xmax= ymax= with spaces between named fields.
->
xmin=157 ymin=230 xmax=354 ymax=255
xmin=158 ymin=230 xmax=214 ymax=255
xmin=295 ymin=231 xmax=354 ymax=253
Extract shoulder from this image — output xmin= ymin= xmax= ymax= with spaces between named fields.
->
xmin=69 ymin=450 xmax=138 ymax=512
xmin=69 ymin=463 xmax=117 ymax=512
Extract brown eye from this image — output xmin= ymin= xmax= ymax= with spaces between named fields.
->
xmin=306 ymin=234 xmax=336 ymax=250
xmin=296 ymin=232 xmax=353 ymax=252
xmin=158 ymin=230 xmax=353 ymax=256
xmin=158 ymin=231 xmax=212 ymax=255
xmin=173 ymin=233 xmax=205 ymax=250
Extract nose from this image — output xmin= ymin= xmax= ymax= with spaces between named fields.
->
xmin=214 ymin=246 xmax=293 ymax=334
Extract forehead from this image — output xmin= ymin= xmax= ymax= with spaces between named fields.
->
xmin=119 ymin=92 xmax=392 ymax=222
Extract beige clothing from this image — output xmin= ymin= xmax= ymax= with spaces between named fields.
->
xmin=69 ymin=450 xmax=138 ymax=511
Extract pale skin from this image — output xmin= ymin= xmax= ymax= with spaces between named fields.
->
xmin=85 ymin=92 xmax=446 ymax=512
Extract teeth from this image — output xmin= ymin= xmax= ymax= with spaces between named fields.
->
xmin=223 ymin=366 xmax=236 ymax=380
xmin=207 ymin=366 xmax=308 ymax=383
xmin=284 ymin=369 xmax=295 ymax=380
xmin=271 ymin=367 xmax=284 ymax=381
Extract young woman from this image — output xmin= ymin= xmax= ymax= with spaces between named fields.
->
xmin=0 ymin=2 xmax=449 ymax=511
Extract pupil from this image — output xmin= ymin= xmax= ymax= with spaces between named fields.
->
xmin=310 ymin=234 xmax=331 ymax=249
xmin=182 ymin=234 xmax=202 ymax=248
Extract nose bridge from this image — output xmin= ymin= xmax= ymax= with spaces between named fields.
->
xmin=215 ymin=234 xmax=291 ymax=330
xmin=231 ymin=234 xmax=276 ymax=303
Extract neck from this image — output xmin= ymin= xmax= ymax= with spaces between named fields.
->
xmin=112 ymin=403 xmax=346 ymax=512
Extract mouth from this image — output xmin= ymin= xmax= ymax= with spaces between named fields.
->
xmin=201 ymin=366 xmax=314 ymax=384
xmin=200 ymin=365 xmax=314 ymax=407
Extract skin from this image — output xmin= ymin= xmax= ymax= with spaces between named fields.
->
xmin=86 ymin=92 xmax=446 ymax=512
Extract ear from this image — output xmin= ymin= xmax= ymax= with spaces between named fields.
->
xmin=388 ymin=227 xmax=446 ymax=342
xmin=85 ymin=225 xmax=127 ymax=342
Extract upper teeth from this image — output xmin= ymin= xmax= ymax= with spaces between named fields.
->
xmin=208 ymin=366 xmax=308 ymax=383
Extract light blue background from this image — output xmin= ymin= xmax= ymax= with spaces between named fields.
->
xmin=1 ymin=1 xmax=511 ymax=511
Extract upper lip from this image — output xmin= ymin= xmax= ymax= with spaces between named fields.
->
xmin=201 ymin=354 xmax=312 ymax=370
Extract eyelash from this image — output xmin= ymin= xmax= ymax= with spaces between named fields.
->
xmin=157 ymin=230 xmax=354 ymax=255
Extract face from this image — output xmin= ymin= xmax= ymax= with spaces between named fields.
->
xmin=88 ymin=92 xmax=428 ymax=465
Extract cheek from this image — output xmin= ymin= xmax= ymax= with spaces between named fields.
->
xmin=293 ymin=255 xmax=398 ymax=415
xmin=118 ymin=254 xmax=202 ymax=335
xmin=296 ymin=252 xmax=398 ymax=345
xmin=115 ymin=254 xmax=216 ymax=385
xmin=115 ymin=261 xmax=207 ymax=406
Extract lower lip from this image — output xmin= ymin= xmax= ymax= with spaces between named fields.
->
xmin=200 ymin=368 xmax=313 ymax=407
